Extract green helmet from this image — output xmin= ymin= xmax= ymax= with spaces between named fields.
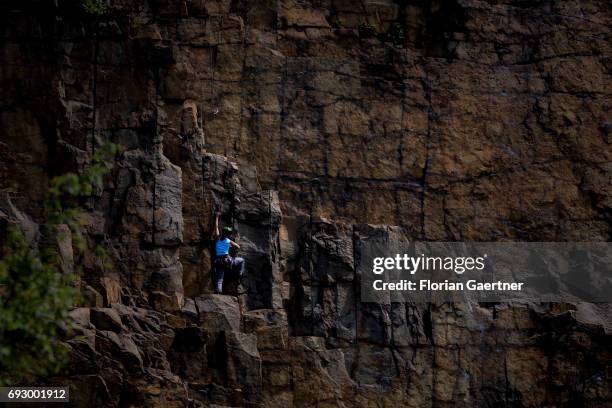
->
xmin=222 ymin=226 xmax=233 ymax=234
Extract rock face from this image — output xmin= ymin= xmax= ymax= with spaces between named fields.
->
xmin=0 ymin=0 xmax=610 ymax=407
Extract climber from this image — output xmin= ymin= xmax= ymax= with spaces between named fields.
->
xmin=212 ymin=212 xmax=245 ymax=294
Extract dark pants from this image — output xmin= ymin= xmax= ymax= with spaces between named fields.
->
xmin=214 ymin=256 xmax=245 ymax=294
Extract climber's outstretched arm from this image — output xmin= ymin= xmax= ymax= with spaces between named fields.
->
xmin=212 ymin=212 xmax=220 ymax=239
xmin=230 ymin=240 xmax=240 ymax=249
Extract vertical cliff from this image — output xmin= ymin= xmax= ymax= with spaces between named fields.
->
xmin=0 ymin=0 xmax=610 ymax=406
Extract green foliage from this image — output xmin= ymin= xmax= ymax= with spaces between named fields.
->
xmin=0 ymin=228 xmax=74 ymax=385
xmin=0 ymin=143 xmax=118 ymax=385
xmin=46 ymin=143 xmax=118 ymax=252
xmin=82 ymin=0 xmax=107 ymax=16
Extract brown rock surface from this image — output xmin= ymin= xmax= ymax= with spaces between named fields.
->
xmin=0 ymin=0 xmax=610 ymax=407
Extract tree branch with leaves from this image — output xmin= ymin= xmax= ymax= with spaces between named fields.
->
xmin=0 ymin=143 xmax=118 ymax=385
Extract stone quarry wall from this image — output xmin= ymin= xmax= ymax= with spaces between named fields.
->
xmin=0 ymin=0 xmax=610 ymax=407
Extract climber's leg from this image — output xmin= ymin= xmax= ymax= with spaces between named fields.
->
xmin=232 ymin=257 xmax=245 ymax=277
xmin=231 ymin=257 xmax=246 ymax=293
xmin=214 ymin=262 xmax=225 ymax=294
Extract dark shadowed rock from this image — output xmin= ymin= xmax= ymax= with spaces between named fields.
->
xmin=195 ymin=294 xmax=241 ymax=333
xmin=181 ymin=297 xmax=198 ymax=318
xmin=224 ymin=331 xmax=262 ymax=402
xmin=90 ymin=308 xmax=123 ymax=333
xmin=80 ymin=284 xmax=104 ymax=308
xmin=95 ymin=331 xmax=143 ymax=372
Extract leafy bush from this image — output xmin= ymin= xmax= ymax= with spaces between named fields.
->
xmin=0 ymin=143 xmax=118 ymax=385
xmin=46 ymin=143 xmax=118 ymax=252
xmin=82 ymin=0 xmax=107 ymax=16
xmin=0 ymin=227 xmax=75 ymax=385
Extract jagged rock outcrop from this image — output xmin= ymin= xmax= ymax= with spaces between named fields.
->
xmin=1 ymin=0 xmax=610 ymax=407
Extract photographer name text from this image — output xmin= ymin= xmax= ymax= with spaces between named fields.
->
xmin=371 ymin=254 xmax=524 ymax=292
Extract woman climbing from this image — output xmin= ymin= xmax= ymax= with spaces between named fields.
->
xmin=212 ymin=212 xmax=245 ymax=294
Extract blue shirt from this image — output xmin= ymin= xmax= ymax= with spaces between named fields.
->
xmin=216 ymin=238 xmax=230 ymax=256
